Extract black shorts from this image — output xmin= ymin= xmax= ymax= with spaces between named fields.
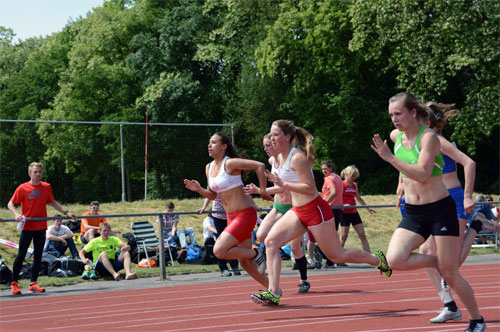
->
xmin=96 ymin=258 xmax=123 ymax=276
xmin=340 ymin=212 xmax=362 ymax=227
xmin=398 ymin=195 xmax=459 ymax=239
xmin=332 ymin=209 xmax=343 ymax=231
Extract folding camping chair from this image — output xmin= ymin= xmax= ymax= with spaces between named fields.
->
xmin=131 ymin=221 xmax=174 ymax=267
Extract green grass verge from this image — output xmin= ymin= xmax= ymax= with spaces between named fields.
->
xmin=1 ymin=195 xmax=498 ymax=288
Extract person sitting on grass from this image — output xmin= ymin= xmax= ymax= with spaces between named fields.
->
xmin=78 ymin=223 xmax=137 ymax=281
xmin=157 ymin=202 xmax=197 ymax=249
xmin=44 ymin=217 xmax=79 ymax=259
xmin=80 ymin=201 xmax=115 ymax=244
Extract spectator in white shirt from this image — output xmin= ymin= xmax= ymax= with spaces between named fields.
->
xmin=44 ymin=217 xmax=79 ymax=258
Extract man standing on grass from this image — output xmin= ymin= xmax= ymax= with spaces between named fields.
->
xmin=7 ymin=162 xmax=76 ymax=295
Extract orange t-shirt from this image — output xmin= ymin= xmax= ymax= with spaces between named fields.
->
xmin=10 ymin=181 xmax=55 ymax=231
xmin=320 ymin=173 xmax=344 ymax=207
xmin=81 ymin=211 xmax=107 ymax=234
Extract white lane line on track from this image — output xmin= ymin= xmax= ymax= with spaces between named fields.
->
xmin=1 ymin=280 xmax=498 ymax=322
xmin=354 ymin=322 xmax=500 ymax=332
xmin=1 ymin=277 xmax=499 ymax=322
xmin=23 ymin=295 xmax=498 ymax=330
xmin=42 ymin=305 xmax=500 ymax=331
xmin=2 ymin=269 xmax=498 ymax=310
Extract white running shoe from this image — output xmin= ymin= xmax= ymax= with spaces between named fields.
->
xmin=430 ymin=307 xmax=462 ymax=323
xmin=467 ymin=319 xmax=486 ymax=332
xmin=253 ymin=247 xmax=266 ymax=274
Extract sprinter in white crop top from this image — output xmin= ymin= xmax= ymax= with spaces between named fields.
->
xmin=244 ymin=133 xmax=310 ymax=295
xmin=252 ymin=120 xmax=389 ymax=307
xmin=184 ymin=132 xmax=272 ymax=289
xmin=208 ymin=156 xmax=244 ymax=193
xmin=277 ymin=147 xmax=301 ymax=183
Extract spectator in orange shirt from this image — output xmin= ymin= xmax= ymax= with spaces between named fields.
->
xmin=315 ymin=160 xmax=346 ymax=268
xmin=80 ymin=201 xmax=114 ymax=244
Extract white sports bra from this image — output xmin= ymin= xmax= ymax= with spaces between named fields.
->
xmin=208 ymin=156 xmax=244 ymax=193
xmin=278 ymin=147 xmax=301 ymax=183
xmin=270 ymin=156 xmax=279 ymax=175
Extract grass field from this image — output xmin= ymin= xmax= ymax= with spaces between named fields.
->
xmin=1 ymin=195 xmax=498 ymax=288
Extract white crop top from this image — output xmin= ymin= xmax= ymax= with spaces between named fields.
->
xmin=270 ymin=156 xmax=279 ymax=175
xmin=208 ymin=156 xmax=244 ymax=193
xmin=278 ymin=147 xmax=301 ymax=183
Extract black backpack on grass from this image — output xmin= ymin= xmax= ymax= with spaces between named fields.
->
xmin=122 ymin=233 xmax=139 ymax=263
xmin=0 ymin=256 xmax=12 ymax=284
xmin=200 ymin=245 xmax=216 ymax=265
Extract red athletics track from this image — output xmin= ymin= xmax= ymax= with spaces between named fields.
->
xmin=1 ymin=263 xmax=499 ymax=331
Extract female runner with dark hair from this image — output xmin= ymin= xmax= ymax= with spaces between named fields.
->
xmin=184 ymin=133 xmax=272 ymax=287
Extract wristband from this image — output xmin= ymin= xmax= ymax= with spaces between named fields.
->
xmin=63 ymin=210 xmax=69 ymax=215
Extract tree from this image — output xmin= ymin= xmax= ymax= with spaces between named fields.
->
xmin=349 ymin=0 xmax=500 ymax=154
xmin=254 ymin=0 xmax=397 ymax=192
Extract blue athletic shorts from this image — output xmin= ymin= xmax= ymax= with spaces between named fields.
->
xmin=447 ymin=186 xmax=470 ymax=220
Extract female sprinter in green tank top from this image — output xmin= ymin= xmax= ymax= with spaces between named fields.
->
xmin=245 ymin=133 xmax=311 ymax=293
xmin=371 ymin=92 xmax=485 ymax=332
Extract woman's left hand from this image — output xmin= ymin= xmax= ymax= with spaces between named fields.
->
xmin=464 ymin=197 xmax=475 ymax=214
xmin=265 ymin=170 xmax=284 ymax=188
xmin=259 ymin=187 xmax=274 ymax=202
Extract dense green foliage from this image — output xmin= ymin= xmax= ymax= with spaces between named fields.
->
xmin=1 ymin=0 xmax=498 ymax=204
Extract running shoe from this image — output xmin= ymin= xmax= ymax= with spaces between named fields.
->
xmin=251 ymin=289 xmax=281 ymax=305
xmin=373 ymin=250 xmax=392 ymax=277
xmin=27 ymin=282 xmax=45 ymax=293
xmin=232 ymin=268 xmax=241 ymax=276
xmin=314 ymin=247 xmax=323 ymax=269
xmin=441 ymin=278 xmax=450 ymax=292
xmin=467 ymin=319 xmax=486 ymax=332
xmin=221 ymin=270 xmax=232 ymax=277
xmin=253 ymin=247 xmax=266 ymax=274
xmin=11 ymin=281 xmax=21 ymax=295
xmin=82 ymin=270 xmax=90 ymax=280
xmin=297 ymin=280 xmax=310 ymax=294
xmin=323 ymin=263 xmax=335 ymax=269
xmin=89 ymin=270 xmax=98 ymax=280
xmin=430 ymin=307 xmax=462 ymax=323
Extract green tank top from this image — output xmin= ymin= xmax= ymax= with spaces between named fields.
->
xmin=394 ymin=126 xmax=444 ymax=178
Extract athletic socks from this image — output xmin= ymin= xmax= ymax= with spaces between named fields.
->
xmin=439 ymin=289 xmax=453 ymax=303
xmin=295 ymin=256 xmax=308 ymax=281
xmin=444 ymin=300 xmax=458 ymax=312
xmin=470 ymin=317 xmax=485 ymax=324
